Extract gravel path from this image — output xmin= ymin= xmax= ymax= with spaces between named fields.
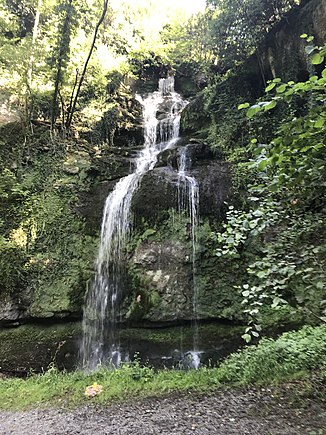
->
xmin=0 ymin=385 xmax=325 ymax=435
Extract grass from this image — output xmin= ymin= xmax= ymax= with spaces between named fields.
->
xmin=0 ymin=325 xmax=325 ymax=410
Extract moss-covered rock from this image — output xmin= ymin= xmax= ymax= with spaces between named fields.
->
xmin=0 ymin=323 xmax=81 ymax=373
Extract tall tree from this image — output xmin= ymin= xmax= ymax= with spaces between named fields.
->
xmin=65 ymin=0 xmax=109 ymax=131
xmin=26 ymin=0 xmax=43 ymax=132
xmin=51 ymin=0 xmax=75 ymax=130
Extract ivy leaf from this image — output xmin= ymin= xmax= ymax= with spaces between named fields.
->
xmin=257 ymin=271 xmax=266 ymax=278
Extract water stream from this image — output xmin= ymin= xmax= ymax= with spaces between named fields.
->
xmin=80 ymin=77 xmax=188 ymax=370
xmin=177 ymin=146 xmax=200 ymax=367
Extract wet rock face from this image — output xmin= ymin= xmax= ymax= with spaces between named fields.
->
xmin=131 ymin=167 xmax=179 ymax=226
xmin=192 ymin=160 xmax=230 ymax=219
xmin=74 ymin=141 xmax=233 ymax=324
xmin=132 ymin=240 xmax=194 ymax=321
xmin=132 ymin=143 xmax=231 ymax=225
xmin=124 ymin=142 xmax=234 ymax=324
xmin=0 ymin=296 xmax=24 ymax=326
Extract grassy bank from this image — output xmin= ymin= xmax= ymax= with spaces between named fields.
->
xmin=1 ymin=325 xmax=325 ymax=410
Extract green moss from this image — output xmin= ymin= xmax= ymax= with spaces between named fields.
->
xmin=28 ymin=280 xmax=75 ymax=317
xmin=121 ymin=323 xmax=243 ymax=347
xmin=0 ymin=322 xmax=81 ymax=344
xmin=0 ymin=322 xmax=81 ymax=373
xmin=0 ymin=237 xmax=27 ymax=296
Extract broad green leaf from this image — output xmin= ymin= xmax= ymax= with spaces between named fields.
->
xmin=312 ymin=53 xmax=324 ymax=65
xmin=322 ymin=68 xmax=326 ymax=78
xmin=276 ymin=84 xmax=287 ymax=93
xmin=300 ymin=33 xmax=308 ymax=39
xmin=264 ymin=100 xmax=277 ymax=111
xmin=257 ymin=271 xmax=266 ymax=278
xmin=265 ymin=83 xmax=276 ymax=92
xmin=253 ymin=209 xmax=263 ymax=217
xmin=258 ymin=159 xmax=269 ymax=171
xmin=238 ymin=102 xmax=250 ymax=110
xmin=247 ymin=105 xmax=262 ymax=118
xmin=307 ymin=36 xmax=314 ymax=42
xmin=242 ymin=333 xmax=252 ymax=343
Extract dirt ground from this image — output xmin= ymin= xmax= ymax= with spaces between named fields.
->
xmin=0 ymin=383 xmax=325 ymax=435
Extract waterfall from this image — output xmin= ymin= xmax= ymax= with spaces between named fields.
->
xmin=80 ymin=77 xmax=188 ymax=370
xmin=177 ymin=146 xmax=200 ymax=361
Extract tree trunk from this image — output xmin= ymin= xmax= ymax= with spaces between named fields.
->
xmin=65 ymin=0 xmax=109 ymax=131
xmin=51 ymin=0 xmax=73 ymax=131
xmin=25 ymin=0 xmax=42 ymax=133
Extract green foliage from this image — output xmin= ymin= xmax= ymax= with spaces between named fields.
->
xmin=240 ymin=41 xmax=326 ymax=207
xmin=0 ymin=236 xmax=27 ymax=295
xmin=26 ymin=180 xmax=97 ymax=314
xmin=0 ymin=126 xmax=98 ymax=313
xmin=160 ymin=12 xmax=213 ymax=76
xmin=211 ymin=40 xmax=326 ymax=340
xmin=217 ymin=325 xmax=326 ymax=384
xmin=206 ymin=0 xmax=299 ymax=72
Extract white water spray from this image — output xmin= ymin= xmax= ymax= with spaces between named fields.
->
xmin=81 ymin=77 xmax=188 ymax=370
xmin=177 ymin=146 xmax=200 ymax=366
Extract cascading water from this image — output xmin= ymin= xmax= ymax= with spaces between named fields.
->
xmin=80 ymin=77 xmax=188 ymax=370
xmin=177 ymin=146 xmax=200 ymax=368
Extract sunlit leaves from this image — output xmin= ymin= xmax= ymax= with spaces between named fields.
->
xmin=219 ymin=39 xmax=326 ymax=344
xmin=276 ymin=84 xmax=287 ymax=93
xmin=311 ymin=52 xmax=324 ymax=65
xmin=237 ymin=102 xmax=250 ymax=110
xmin=265 ymin=82 xmax=276 ymax=92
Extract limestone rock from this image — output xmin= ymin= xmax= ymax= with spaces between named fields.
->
xmin=131 ymin=240 xmax=194 ymax=321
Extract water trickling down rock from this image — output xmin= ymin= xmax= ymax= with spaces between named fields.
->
xmin=81 ymin=78 xmax=189 ymax=370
